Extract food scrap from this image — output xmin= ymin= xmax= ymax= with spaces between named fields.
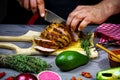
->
xmin=71 ymin=76 xmax=76 ymax=80
xmin=77 ymin=77 xmax=82 ymax=80
xmin=5 ymin=76 xmax=15 ymax=80
xmin=81 ymin=71 xmax=92 ymax=78
xmin=0 ymin=72 xmax=6 ymax=79
xmin=70 ymin=71 xmax=92 ymax=80
xmin=71 ymin=76 xmax=82 ymax=80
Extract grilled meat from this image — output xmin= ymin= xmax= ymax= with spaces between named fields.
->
xmin=34 ymin=23 xmax=77 ymax=53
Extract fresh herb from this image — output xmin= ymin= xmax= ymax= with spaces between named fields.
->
xmin=0 ymin=54 xmax=50 ymax=74
xmin=80 ymin=32 xmax=92 ymax=57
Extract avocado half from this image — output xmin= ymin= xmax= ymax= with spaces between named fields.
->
xmin=96 ymin=67 xmax=120 ymax=80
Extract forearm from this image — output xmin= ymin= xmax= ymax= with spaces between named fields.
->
xmin=98 ymin=0 xmax=120 ymax=16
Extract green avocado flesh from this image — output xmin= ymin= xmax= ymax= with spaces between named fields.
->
xmin=96 ymin=67 xmax=120 ymax=80
xmin=55 ymin=51 xmax=89 ymax=71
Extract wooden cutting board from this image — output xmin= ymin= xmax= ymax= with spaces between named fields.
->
xmin=0 ymin=30 xmax=98 ymax=59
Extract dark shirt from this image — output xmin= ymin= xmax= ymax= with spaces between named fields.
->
xmin=45 ymin=0 xmax=101 ymax=20
xmin=1 ymin=0 xmax=120 ymax=24
xmin=0 ymin=0 xmax=8 ymax=23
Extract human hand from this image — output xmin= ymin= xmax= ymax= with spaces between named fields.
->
xmin=17 ymin=0 xmax=45 ymax=17
xmin=66 ymin=4 xmax=112 ymax=31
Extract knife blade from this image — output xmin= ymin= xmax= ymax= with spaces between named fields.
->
xmin=44 ymin=9 xmax=66 ymax=25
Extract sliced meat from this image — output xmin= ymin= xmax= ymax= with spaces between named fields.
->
xmin=34 ymin=37 xmax=58 ymax=49
xmin=35 ymin=23 xmax=81 ymax=54
xmin=34 ymin=46 xmax=56 ymax=53
xmin=40 ymin=23 xmax=72 ymax=48
xmin=70 ymin=31 xmax=79 ymax=41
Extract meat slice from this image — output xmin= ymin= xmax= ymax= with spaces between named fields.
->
xmin=34 ymin=46 xmax=56 ymax=53
xmin=34 ymin=37 xmax=58 ymax=49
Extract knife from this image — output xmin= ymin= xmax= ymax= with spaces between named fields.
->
xmin=44 ymin=9 xmax=66 ymax=25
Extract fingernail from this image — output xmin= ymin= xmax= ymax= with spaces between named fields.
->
xmin=78 ymin=28 xmax=81 ymax=31
xmin=41 ymin=13 xmax=45 ymax=17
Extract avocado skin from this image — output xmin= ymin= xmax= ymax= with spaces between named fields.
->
xmin=96 ymin=67 xmax=120 ymax=80
xmin=55 ymin=51 xmax=89 ymax=71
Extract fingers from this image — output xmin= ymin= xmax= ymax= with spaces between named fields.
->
xmin=30 ymin=0 xmax=37 ymax=14
xmin=66 ymin=6 xmax=92 ymax=31
xmin=66 ymin=9 xmax=79 ymax=27
xmin=66 ymin=6 xmax=85 ymax=27
xmin=78 ymin=18 xmax=90 ymax=31
xmin=70 ymin=13 xmax=85 ymax=31
xmin=66 ymin=12 xmax=80 ymax=31
xmin=17 ymin=0 xmax=45 ymax=17
xmin=37 ymin=0 xmax=45 ymax=17
xmin=67 ymin=11 xmax=87 ymax=31
xmin=24 ymin=0 xmax=30 ymax=10
xmin=68 ymin=17 xmax=90 ymax=31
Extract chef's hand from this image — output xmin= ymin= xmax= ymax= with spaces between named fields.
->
xmin=66 ymin=0 xmax=120 ymax=31
xmin=17 ymin=0 xmax=45 ymax=17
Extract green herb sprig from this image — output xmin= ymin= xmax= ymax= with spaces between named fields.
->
xmin=80 ymin=32 xmax=92 ymax=57
xmin=0 ymin=54 xmax=50 ymax=74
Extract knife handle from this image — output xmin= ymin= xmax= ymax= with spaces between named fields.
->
xmin=27 ymin=14 xmax=39 ymax=25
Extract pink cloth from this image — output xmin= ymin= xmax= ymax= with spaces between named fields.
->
xmin=95 ymin=23 xmax=120 ymax=45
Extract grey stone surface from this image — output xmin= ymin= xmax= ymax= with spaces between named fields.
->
xmin=0 ymin=25 xmax=113 ymax=80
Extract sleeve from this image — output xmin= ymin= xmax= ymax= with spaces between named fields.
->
xmin=0 ymin=0 xmax=8 ymax=23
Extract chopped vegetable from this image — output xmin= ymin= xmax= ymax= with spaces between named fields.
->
xmin=16 ymin=73 xmax=37 ymax=80
xmin=71 ymin=76 xmax=76 ymax=80
xmin=37 ymin=71 xmax=61 ymax=80
xmin=5 ymin=76 xmax=15 ymax=80
xmin=81 ymin=71 xmax=92 ymax=78
xmin=80 ymin=32 xmax=92 ymax=57
xmin=77 ymin=77 xmax=82 ymax=80
xmin=96 ymin=67 xmax=120 ymax=80
xmin=0 ymin=72 xmax=6 ymax=79
xmin=0 ymin=54 xmax=50 ymax=74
